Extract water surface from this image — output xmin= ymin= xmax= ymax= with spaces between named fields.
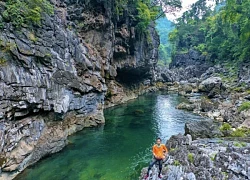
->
xmin=16 ymin=93 xmax=207 ymax=180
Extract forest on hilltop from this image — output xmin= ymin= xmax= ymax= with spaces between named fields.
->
xmin=169 ymin=0 xmax=250 ymax=65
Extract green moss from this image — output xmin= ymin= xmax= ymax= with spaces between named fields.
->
xmin=246 ymin=89 xmax=250 ymax=94
xmin=187 ymin=153 xmax=194 ymax=163
xmin=45 ymin=53 xmax=52 ymax=58
xmin=78 ymin=22 xmax=85 ymax=29
xmin=173 ymin=160 xmax=181 ymax=166
xmin=231 ymin=128 xmax=247 ymax=137
xmin=234 ymin=142 xmax=247 ymax=147
xmin=28 ymin=32 xmax=38 ymax=42
xmin=0 ymin=42 xmax=17 ymax=52
xmin=146 ymin=30 xmax=152 ymax=44
xmin=210 ymin=153 xmax=217 ymax=161
xmin=217 ymin=139 xmax=224 ymax=144
xmin=178 ymin=49 xmax=189 ymax=54
xmin=233 ymin=86 xmax=245 ymax=92
xmin=222 ymin=171 xmax=228 ymax=180
xmin=238 ymin=102 xmax=250 ymax=112
xmin=170 ymin=148 xmax=175 ymax=152
xmin=0 ymin=57 xmax=7 ymax=65
xmin=219 ymin=123 xmax=232 ymax=131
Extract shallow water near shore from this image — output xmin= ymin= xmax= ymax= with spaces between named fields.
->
xmin=15 ymin=93 xmax=208 ymax=180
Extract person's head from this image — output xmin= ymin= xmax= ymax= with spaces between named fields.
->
xmin=156 ymin=137 xmax=161 ymax=145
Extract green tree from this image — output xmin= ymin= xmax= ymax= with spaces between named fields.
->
xmin=135 ymin=0 xmax=181 ymax=33
xmin=169 ymin=0 xmax=250 ymax=63
xmin=156 ymin=17 xmax=174 ymax=66
xmin=2 ymin=0 xmax=54 ymax=28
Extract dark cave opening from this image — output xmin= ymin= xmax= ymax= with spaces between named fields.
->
xmin=115 ymin=67 xmax=151 ymax=85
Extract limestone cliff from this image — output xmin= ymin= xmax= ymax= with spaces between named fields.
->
xmin=0 ymin=0 xmax=159 ymax=179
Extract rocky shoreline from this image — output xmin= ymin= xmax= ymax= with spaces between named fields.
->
xmin=0 ymin=0 xmax=250 ymax=179
xmin=140 ymin=134 xmax=250 ymax=180
xmin=139 ymin=49 xmax=250 ymax=180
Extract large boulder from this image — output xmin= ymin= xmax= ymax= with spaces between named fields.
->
xmin=198 ymin=77 xmax=226 ymax=98
xmin=166 ymin=133 xmax=192 ymax=150
xmin=200 ymin=97 xmax=217 ymax=112
xmin=155 ymin=66 xmax=174 ymax=82
xmin=176 ymin=102 xmax=196 ymax=111
xmin=185 ymin=120 xmax=223 ymax=139
xmin=179 ymin=81 xmax=194 ymax=94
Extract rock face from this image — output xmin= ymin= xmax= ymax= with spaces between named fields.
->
xmin=184 ymin=120 xmax=223 ymax=139
xmin=140 ymin=134 xmax=250 ymax=180
xmin=0 ymin=0 xmax=159 ymax=178
xmin=167 ymin=49 xmax=212 ymax=82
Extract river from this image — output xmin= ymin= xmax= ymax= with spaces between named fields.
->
xmin=15 ymin=93 xmax=207 ymax=180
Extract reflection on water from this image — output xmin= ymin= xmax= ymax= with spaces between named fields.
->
xmin=15 ymin=93 xmax=206 ymax=180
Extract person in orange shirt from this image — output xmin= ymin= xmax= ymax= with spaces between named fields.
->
xmin=144 ymin=137 xmax=168 ymax=179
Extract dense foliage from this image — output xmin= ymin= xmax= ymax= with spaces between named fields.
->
xmin=136 ymin=0 xmax=181 ymax=32
xmin=169 ymin=0 xmax=250 ymax=63
xmin=115 ymin=0 xmax=181 ymax=33
xmin=1 ymin=0 xmax=54 ymax=28
xmin=156 ymin=18 xmax=174 ymax=66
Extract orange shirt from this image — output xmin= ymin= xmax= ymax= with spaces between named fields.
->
xmin=153 ymin=144 xmax=168 ymax=159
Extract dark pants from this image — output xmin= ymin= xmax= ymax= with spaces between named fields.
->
xmin=146 ymin=158 xmax=163 ymax=176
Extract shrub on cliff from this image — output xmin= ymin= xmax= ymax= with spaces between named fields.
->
xmin=238 ymin=101 xmax=250 ymax=112
xmin=2 ymin=0 xmax=54 ymax=28
xmin=219 ymin=123 xmax=233 ymax=137
xmin=231 ymin=128 xmax=250 ymax=137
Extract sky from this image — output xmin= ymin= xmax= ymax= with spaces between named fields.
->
xmin=165 ymin=0 xmax=216 ymax=21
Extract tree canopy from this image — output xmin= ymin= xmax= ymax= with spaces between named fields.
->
xmin=156 ymin=17 xmax=174 ymax=66
xmin=169 ymin=0 xmax=250 ymax=63
xmin=135 ymin=0 xmax=181 ymax=32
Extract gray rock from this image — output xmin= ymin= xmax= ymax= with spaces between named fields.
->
xmin=198 ymin=77 xmax=225 ymax=98
xmin=166 ymin=133 xmax=191 ymax=149
xmin=140 ymin=134 xmax=250 ymax=180
xmin=200 ymin=97 xmax=217 ymax=112
xmin=184 ymin=120 xmax=223 ymax=139
xmin=176 ymin=102 xmax=196 ymax=111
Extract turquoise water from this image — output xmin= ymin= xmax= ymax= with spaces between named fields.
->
xmin=15 ymin=93 xmax=206 ymax=180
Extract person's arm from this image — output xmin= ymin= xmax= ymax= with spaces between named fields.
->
xmin=152 ymin=145 xmax=157 ymax=158
xmin=164 ymin=145 xmax=168 ymax=154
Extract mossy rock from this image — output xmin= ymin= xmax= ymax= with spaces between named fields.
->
xmin=219 ymin=123 xmax=233 ymax=137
